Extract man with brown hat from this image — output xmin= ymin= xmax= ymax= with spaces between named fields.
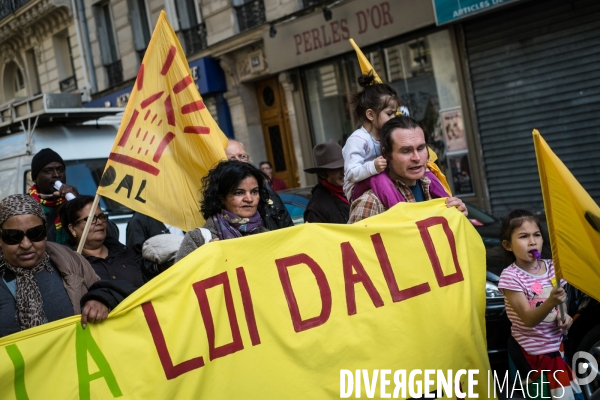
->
xmin=304 ymin=140 xmax=350 ymax=224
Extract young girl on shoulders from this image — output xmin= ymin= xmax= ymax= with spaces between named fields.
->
xmin=343 ymin=73 xmax=403 ymax=201
xmin=498 ymin=209 xmax=583 ymax=400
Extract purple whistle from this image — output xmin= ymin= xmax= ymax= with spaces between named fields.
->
xmin=530 ymin=250 xmax=541 ymax=259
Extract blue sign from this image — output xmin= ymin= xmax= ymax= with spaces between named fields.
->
xmin=432 ymin=0 xmax=520 ymax=25
xmin=85 ymin=57 xmax=227 ymax=108
xmin=188 ymin=57 xmax=227 ymax=94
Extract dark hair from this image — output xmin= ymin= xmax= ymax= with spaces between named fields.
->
xmin=380 ymin=116 xmax=428 ymax=159
xmin=499 ymin=209 xmax=543 ymax=265
xmin=58 ymin=195 xmax=95 ymax=246
xmin=200 ymin=160 xmax=269 ymax=220
xmin=259 ymin=161 xmax=272 ymax=168
xmin=347 ymin=73 xmax=400 ymax=123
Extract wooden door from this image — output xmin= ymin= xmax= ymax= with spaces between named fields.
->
xmin=255 ymin=77 xmax=298 ymax=188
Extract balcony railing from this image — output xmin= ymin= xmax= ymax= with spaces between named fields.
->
xmin=105 ymin=60 xmax=123 ymax=88
xmin=59 ymin=75 xmax=77 ymax=92
xmin=235 ymin=0 xmax=265 ymax=33
xmin=0 ymin=0 xmax=31 ymax=21
xmin=302 ymin=0 xmax=328 ymax=7
xmin=181 ymin=22 xmax=207 ymax=56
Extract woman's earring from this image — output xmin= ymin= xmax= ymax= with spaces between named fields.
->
xmin=73 ymin=232 xmax=77 ymax=238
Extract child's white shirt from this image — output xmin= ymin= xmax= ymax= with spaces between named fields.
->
xmin=342 ymin=126 xmax=381 ymax=200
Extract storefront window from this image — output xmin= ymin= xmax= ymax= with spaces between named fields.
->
xmin=383 ymin=30 xmax=472 ymax=196
xmin=303 ymin=57 xmax=360 ymax=147
xmin=302 ymin=29 xmax=472 ymax=196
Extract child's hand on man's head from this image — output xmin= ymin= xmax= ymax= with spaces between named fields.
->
xmin=374 ymin=156 xmax=387 ymax=173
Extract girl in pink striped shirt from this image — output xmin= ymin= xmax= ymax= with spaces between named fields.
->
xmin=498 ymin=209 xmax=582 ymax=399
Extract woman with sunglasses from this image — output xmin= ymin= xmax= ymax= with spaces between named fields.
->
xmin=0 ymin=194 xmax=128 ymax=338
xmin=59 ymin=195 xmax=145 ymax=288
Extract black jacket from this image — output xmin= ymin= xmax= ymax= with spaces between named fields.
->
xmin=80 ymin=280 xmax=138 ymax=311
xmin=260 ymin=185 xmax=294 ymax=231
xmin=81 ymin=236 xmax=145 ymax=288
xmin=304 ymin=183 xmax=350 ymax=224
xmin=126 ymin=213 xmax=171 ymax=280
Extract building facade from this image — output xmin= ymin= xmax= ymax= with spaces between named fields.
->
xmin=0 ymin=0 xmax=87 ymax=104
xmin=3 ymin=0 xmax=599 ymax=215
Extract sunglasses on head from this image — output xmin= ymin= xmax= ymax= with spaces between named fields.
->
xmin=75 ymin=213 xmax=108 ymax=225
xmin=1 ymin=225 xmax=46 ymax=245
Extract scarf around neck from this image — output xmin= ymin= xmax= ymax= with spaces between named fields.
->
xmin=321 ymin=179 xmax=350 ymax=205
xmin=28 ymin=185 xmax=67 ymax=243
xmin=2 ymin=253 xmax=52 ymax=330
xmin=367 ymin=170 xmax=449 ymax=209
xmin=212 ymin=209 xmax=263 ymax=240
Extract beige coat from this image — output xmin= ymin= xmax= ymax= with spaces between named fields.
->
xmin=45 ymin=242 xmax=100 ymax=314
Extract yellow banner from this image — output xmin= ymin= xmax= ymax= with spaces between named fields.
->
xmin=533 ymin=130 xmax=600 ymax=301
xmin=0 ymin=201 xmax=492 ymax=399
xmin=96 ymin=11 xmax=228 ymax=232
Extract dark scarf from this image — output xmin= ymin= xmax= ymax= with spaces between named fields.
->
xmin=321 ymin=179 xmax=350 ymax=205
xmin=212 ymin=209 xmax=263 ymax=240
xmin=2 ymin=253 xmax=52 ymax=330
xmin=28 ymin=185 xmax=67 ymax=243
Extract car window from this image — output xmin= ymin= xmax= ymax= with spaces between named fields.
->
xmin=465 ymin=203 xmax=496 ymax=225
xmin=64 ymin=159 xmax=132 ymax=215
xmin=284 ymin=202 xmax=305 ymax=225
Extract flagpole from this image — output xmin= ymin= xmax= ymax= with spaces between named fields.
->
xmin=533 ymin=130 xmax=567 ymax=335
xmin=76 ymin=193 xmax=101 ymax=254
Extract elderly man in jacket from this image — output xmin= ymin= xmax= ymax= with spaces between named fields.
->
xmin=349 ymin=117 xmax=467 ymax=223
xmin=304 ymin=140 xmax=349 ymax=224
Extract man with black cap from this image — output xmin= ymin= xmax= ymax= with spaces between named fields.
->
xmin=304 ymin=140 xmax=350 ymax=224
xmin=29 ymin=148 xmax=80 ymax=244
xmin=29 ymin=148 xmax=120 ymax=244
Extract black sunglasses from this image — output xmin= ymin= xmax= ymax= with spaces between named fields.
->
xmin=75 ymin=213 xmax=108 ymax=225
xmin=1 ymin=225 xmax=46 ymax=245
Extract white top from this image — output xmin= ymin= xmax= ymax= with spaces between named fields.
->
xmin=498 ymin=260 xmax=565 ymax=355
xmin=165 ymin=224 xmax=185 ymax=237
xmin=342 ymin=126 xmax=381 ymax=200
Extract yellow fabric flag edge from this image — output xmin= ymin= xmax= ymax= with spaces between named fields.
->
xmin=349 ymin=38 xmax=382 ymax=83
xmin=532 ymin=129 xmax=562 ymax=280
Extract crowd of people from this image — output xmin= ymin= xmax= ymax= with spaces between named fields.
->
xmin=0 ymin=72 xmax=583 ymax=398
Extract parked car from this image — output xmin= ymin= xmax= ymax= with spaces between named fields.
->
xmin=278 ymin=188 xmax=600 ymax=399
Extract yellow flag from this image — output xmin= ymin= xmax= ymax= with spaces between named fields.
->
xmin=0 ymin=201 xmax=492 ymax=399
xmin=349 ymin=38 xmax=382 ymax=83
xmin=97 ymin=11 xmax=228 ymax=231
xmin=427 ymin=149 xmax=452 ymax=196
xmin=533 ymin=129 xmax=600 ymax=301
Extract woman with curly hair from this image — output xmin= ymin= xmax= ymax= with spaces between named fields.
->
xmin=175 ymin=160 xmax=270 ymax=261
